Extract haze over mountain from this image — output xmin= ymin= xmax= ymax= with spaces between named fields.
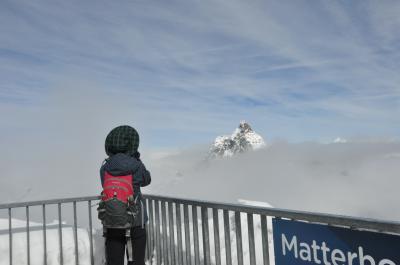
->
xmin=147 ymin=138 xmax=400 ymax=222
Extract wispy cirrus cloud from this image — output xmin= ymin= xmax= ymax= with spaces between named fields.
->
xmin=0 ymin=0 xmax=399 ymax=146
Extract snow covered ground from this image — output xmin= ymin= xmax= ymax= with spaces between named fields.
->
xmin=0 ymin=218 xmax=105 ymax=265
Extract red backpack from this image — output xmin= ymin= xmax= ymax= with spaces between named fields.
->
xmin=97 ymin=172 xmax=139 ymax=261
xmin=102 ymin=172 xmax=133 ymax=202
xmin=97 ymin=171 xmax=139 ymax=229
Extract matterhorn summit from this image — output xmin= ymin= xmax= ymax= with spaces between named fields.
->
xmin=209 ymin=121 xmax=266 ymax=158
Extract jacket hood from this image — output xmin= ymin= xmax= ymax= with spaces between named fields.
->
xmin=105 ymin=125 xmax=140 ymax=156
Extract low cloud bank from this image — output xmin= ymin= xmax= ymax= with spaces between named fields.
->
xmin=146 ymin=141 xmax=400 ymax=221
xmin=2 ymin=108 xmax=399 ymax=223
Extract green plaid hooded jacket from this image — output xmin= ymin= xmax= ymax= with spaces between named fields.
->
xmin=101 ymin=125 xmax=151 ymax=227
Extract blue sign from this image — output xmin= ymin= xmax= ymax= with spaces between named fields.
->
xmin=273 ymin=219 xmax=400 ymax=265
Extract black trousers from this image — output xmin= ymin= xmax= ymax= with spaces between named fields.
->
xmin=105 ymin=227 xmax=146 ymax=265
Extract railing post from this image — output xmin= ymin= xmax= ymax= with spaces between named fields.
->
xmin=42 ymin=204 xmax=47 ymax=265
xmin=184 ymin=204 xmax=192 ymax=265
xmin=247 ymin=213 xmax=256 ymax=265
xmin=213 ymin=208 xmax=221 ymax=265
xmin=8 ymin=208 xmax=12 ymax=265
xmin=161 ymin=201 xmax=169 ymax=265
xmin=235 ymin=212 xmax=243 ymax=265
xmin=223 ymin=210 xmax=232 ymax=265
xmin=201 ymin=207 xmax=211 ymax=265
xmin=155 ymin=200 xmax=162 ymax=265
xmin=149 ymin=199 xmax=155 ymax=264
xmin=73 ymin=201 xmax=79 ymax=265
xmin=192 ymin=206 xmax=200 ymax=265
xmin=176 ymin=203 xmax=184 ymax=265
xmin=26 ymin=206 xmax=30 ymax=265
xmin=145 ymin=199 xmax=150 ymax=263
xmin=88 ymin=201 xmax=94 ymax=265
xmin=168 ymin=201 xmax=176 ymax=264
xmin=58 ymin=203 xmax=64 ymax=265
xmin=261 ymin=215 xmax=270 ymax=265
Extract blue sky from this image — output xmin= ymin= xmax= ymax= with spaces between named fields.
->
xmin=1 ymin=0 xmax=400 ymax=149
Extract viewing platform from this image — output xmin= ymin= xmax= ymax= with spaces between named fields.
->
xmin=1 ymin=195 xmax=400 ymax=265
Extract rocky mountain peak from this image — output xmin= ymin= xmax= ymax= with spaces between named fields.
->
xmin=209 ymin=121 xmax=266 ymax=158
xmin=238 ymin=120 xmax=253 ymax=133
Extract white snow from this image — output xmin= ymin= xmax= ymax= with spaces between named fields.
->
xmin=214 ymin=136 xmax=235 ymax=158
xmin=231 ymin=122 xmax=266 ymax=150
xmin=0 ymin=218 xmax=104 ymax=265
xmin=237 ymin=199 xmax=273 ymax=208
xmin=237 ymin=199 xmax=275 ymax=265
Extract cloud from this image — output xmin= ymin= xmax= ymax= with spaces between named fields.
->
xmin=0 ymin=79 xmax=144 ymax=202
xmin=1 ymin=0 xmax=399 ymax=144
xmin=146 ymin=141 xmax=400 ymax=221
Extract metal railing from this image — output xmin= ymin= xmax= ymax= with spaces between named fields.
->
xmin=143 ymin=194 xmax=400 ymax=265
xmin=0 ymin=196 xmax=99 ymax=265
xmin=1 ymin=194 xmax=400 ymax=265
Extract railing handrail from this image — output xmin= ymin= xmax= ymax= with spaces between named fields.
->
xmin=0 ymin=195 xmax=101 ymax=209
xmin=1 ymin=194 xmax=400 ymax=234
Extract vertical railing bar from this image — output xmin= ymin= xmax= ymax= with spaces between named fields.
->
xmin=235 ymin=212 xmax=243 ymax=265
xmin=168 ymin=202 xmax=176 ymax=264
xmin=261 ymin=215 xmax=270 ymax=265
xmin=162 ymin=202 xmax=166 ymax=265
xmin=192 ymin=206 xmax=200 ymax=265
xmin=201 ymin=207 xmax=211 ymax=265
xmin=149 ymin=199 xmax=154 ymax=265
xmin=58 ymin=203 xmax=64 ymax=265
xmin=184 ymin=204 xmax=192 ymax=265
xmin=8 ymin=208 xmax=12 ymax=265
xmin=145 ymin=199 xmax=150 ymax=262
xmin=155 ymin=200 xmax=162 ymax=265
xmin=223 ymin=210 xmax=232 ymax=265
xmin=169 ymin=202 xmax=175 ymax=265
xmin=42 ymin=204 xmax=47 ymax=265
xmin=247 ymin=214 xmax=256 ymax=265
xmin=88 ymin=201 xmax=94 ymax=265
xmin=145 ymin=218 xmax=149 ymax=262
xmin=161 ymin=201 xmax=169 ymax=265
xmin=160 ymin=201 xmax=166 ymax=265
xmin=164 ymin=202 xmax=171 ymax=264
xmin=213 ymin=208 xmax=221 ymax=265
xmin=167 ymin=201 xmax=172 ymax=265
xmin=176 ymin=203 xmax=184 ymax=265
xmin=26 ymin=206 xmax=30 ymax=265
xmin=159 ymin=201 xmax=164 ymax=265
xmin=73 ymin=201 xmax=79 ymax=265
